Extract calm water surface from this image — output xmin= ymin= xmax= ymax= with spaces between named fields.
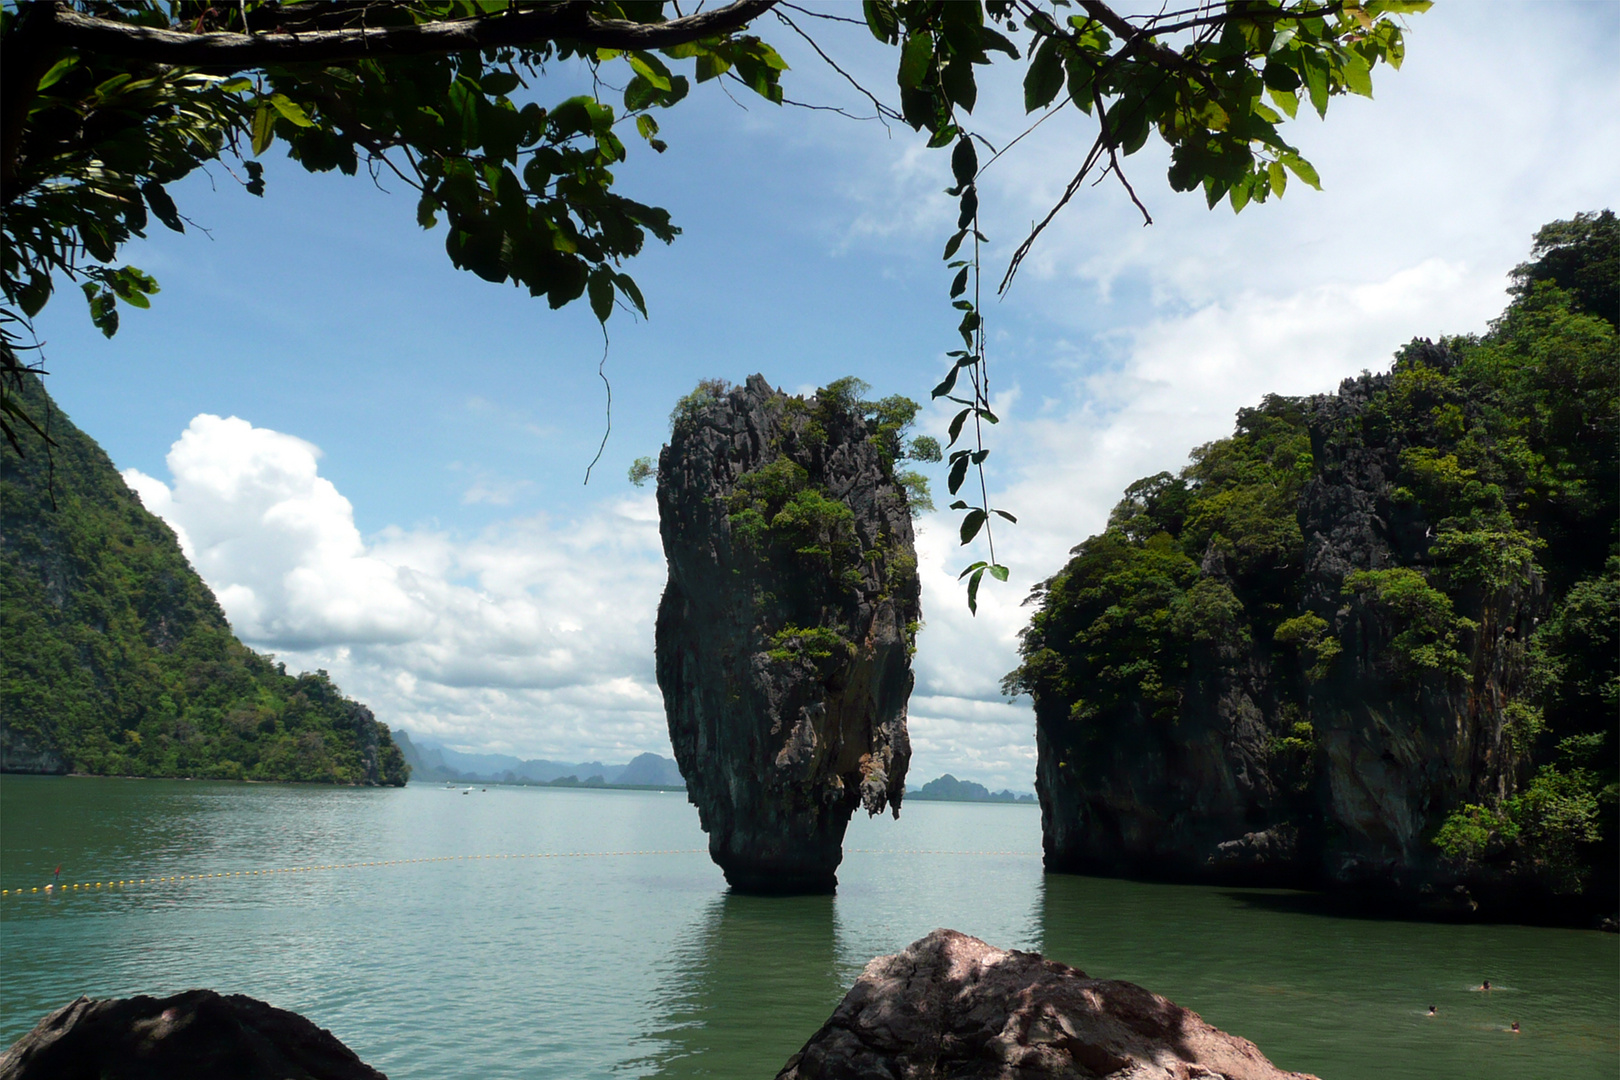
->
xmin=1 ymin=776 xmax=1614 ymax=1078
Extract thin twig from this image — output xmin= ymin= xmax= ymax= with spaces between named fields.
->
xmin=998 ymin=131 xmax=1108 ymax=294
xmin=779 ymin=96 xmax=883 ymax=122
xmin=773 ymin=10 xmax=903 ymax=125
xmin=583 ymin=323 xmax=612 ymax=485
xmin=779 ymin=3 xmax=869 ymax=26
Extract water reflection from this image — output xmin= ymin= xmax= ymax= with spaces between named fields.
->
xmin=637 ymin=892 xmax=845 ymax=1079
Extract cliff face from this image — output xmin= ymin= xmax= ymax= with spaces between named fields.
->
xmin=1015 ymin=221 xmax=1617 ymax=920
xmin=656 ymin=375 xmax=921 ymax=893
xmin=1 ymin=375 xmax=408 ymax=786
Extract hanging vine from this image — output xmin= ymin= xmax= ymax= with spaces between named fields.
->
xmin=934 ymin=133 xmax=1013 ymax=614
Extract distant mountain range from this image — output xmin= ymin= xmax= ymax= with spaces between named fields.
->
xmin=394 ymin=731 xmax=685 ymax=788
xmin=906 ymin=775 xmax=1035 ymax=804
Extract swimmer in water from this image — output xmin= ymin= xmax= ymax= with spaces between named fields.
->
xmin=1510 ymin=1021 xmax=1520 ymax=1033
xmin=1427 ymin=1006 xmax=1437 ymax=1016
xmin=1476 ymin=979 xmax=1492 ymax=991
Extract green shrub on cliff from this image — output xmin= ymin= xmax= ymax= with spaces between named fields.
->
xmin=1 ymin=376 xmax=407 ymax=785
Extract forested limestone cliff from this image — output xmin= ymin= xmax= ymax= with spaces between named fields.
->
xmin=1008 ymin=213 xmax=1617 ymax=922
xmin=656 ymin=375 xmax=926 ymax=893
xmin=1 ymin=376 xmax=407 ymax=785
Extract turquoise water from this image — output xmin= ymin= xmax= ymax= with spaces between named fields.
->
xmin=0 ymin=775 xmax=1614 ymax=1078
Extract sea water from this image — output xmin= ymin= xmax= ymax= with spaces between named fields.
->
xmin=0 ymin=775 xmax=1614 ymax=1078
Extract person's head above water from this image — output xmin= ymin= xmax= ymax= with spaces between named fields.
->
xmin=1427 ymin=1005 xmax=1437 ymax=1015
xmin=1482 ymin=980 xmax=1492 ymax=990
xmin=1511 ymin=1021 xmax=1520 ymax=1033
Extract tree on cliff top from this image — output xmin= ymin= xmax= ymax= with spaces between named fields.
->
xmin=1 ymin=0 xmax=1429 ymax=598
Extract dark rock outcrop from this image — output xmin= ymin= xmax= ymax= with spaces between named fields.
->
xmin=656 ymin=375 xmax=921 ymax=893
xmin=0 ymin=990 xmax=385 ymax=1080
xmin=777 ymin=929 xmax=1316 ymax=1080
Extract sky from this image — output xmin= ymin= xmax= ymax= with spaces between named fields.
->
xmin=31 ymin=2 xmax=1620 ymax=791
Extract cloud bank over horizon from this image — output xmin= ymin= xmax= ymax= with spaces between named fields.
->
xmin=125 ymin=417 xmax=670 ymax=766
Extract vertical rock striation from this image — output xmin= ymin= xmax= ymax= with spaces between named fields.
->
xmin=656 ymin=375 xmax=921 ymax=894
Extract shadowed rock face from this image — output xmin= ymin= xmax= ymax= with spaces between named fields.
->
xmin=656 ymin=375 xmax=920 ymax=894
xmin=778 ymin=929 xmax=1317 ymax=1080
xmin=0 ymin=990 xmax=386 ymax=1080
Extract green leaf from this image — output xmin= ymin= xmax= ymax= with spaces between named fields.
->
xmin=950 ymin=267 xmax=970 ymax=298
xmin=1268 ymin=87 xmax=1299 ymax=119
xmin=83 ymin=283 xmax=118 ymax=338
xmin=142 ymin=182 xmax=183 ymax=233
xmin=947 ymin=451 xmax=970 ymax=493
xmin=1228 ymin=174 xmax=1253 ymax=214
xmin=251 ymin=104 xmax=275 ymax=156
xmin=966 ymin=565 xmax=986 ymax=614
xmin=1281 ymin=152 xmax=1321 ymax=190
xmin=951 ymin=137 xmax=978 ymax=186
xmin=979 ymin=25 xmax=1020 ymax=59
xmin=614 ymin=272 xmax=647 ymax=317
xmin=268 ymin=92 xmax=316 ymax=128
xmin=957 ymin=186 xmax=978 ymax=229
xmin=1262 ymin=61 xmax=1301 ymax=93
xmin=943 ymin=227 xmax=968 ymax=261
xmin=989 ymin=563 xmax=1010 ymax=582
xmin=588 ymin=268 xmax=614 ymax=323
xmin=695 ymin=52 xmax=732 ymax=83
xmin=960 ymin=508 xmax=987 ymax=545
xmin=1298 ymin=51 xmax=1330 ymax=117
xmin=17 ymin=273 xmax=50 ymax=318
xmin=1024 ymin=37 xmax=1064 ymax=112
xmin=1342 ymin=51 xmax=1374 ymax=97
xmin=627 ymin=52 xmax=673 ymax=92
xmin=36 ymin=55 xmax=78 ymax=92
xmin=481 ymin=70 xmax=522 ymax=97
xmin=1267 ymin=159 xmax=1287 ymax=197
xmin=898 ymin=33 xmax=934 ymax=90
xmin=863 ymin=0 xmax=900 ymax=43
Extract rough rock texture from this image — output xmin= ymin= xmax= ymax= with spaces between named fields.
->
xmin=777 ymin=929 xmax=1316 ymax=1080
xmin=0 ymin=990 xmax=386 ymax=1080
xmin=1031 ymin=346 xmax=1545 ymax=912
xmin=657 ymin=375 xmax=921 ymax=893
xmin=1293 ymin=363 xmax=1536 ymax=896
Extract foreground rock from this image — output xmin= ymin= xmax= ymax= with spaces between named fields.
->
xmin=657 ymin=375 xmax=922 ymax=893
xmin=0 ymin=990 xmax=385 ymax=1080
xmin=778 ymin=929 xmax=1316 ymax=1080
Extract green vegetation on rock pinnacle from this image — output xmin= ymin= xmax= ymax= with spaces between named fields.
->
xmin=1 ymin=376 xmax=407 ymax=785
xmin=1007 ymin=212 xmax=1617 ymax=918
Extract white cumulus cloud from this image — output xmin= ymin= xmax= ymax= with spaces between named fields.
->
xmin=125 ymin=414 xmax=669 ymax=763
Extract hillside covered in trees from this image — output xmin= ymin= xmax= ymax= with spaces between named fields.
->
xmin=1 ymin=376 xmax=407 ymax=785
xmin=1008 ymin=212 xmax=1617 ymax=922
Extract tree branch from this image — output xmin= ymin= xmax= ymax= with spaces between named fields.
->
xmin=44 ymin=0 xmax=779 ymax=68
xmin=1076 ymin=0 xmax=1217 ymax=92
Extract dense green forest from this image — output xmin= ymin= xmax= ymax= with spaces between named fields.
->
xmin=1009 ymin=212 xmax=1616 ymax=914
xmin=1 ymin=376 xmax=407 ymax=785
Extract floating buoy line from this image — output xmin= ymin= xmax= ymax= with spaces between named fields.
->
xmin=2 ymin=847 xmax=1037 ymax=899
xmin=1 ymin=850 xmax=705 ymax=898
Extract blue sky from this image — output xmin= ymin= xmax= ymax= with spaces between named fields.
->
xmin=31 ymin=3 xmax=1620 ymax=790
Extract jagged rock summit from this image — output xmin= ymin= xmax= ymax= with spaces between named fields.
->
xmin=778 ymin=929 xmax=1318 ymax=1080
xmin=0 ymin=990 xmax=386 ymax=1080
xmin=656 ymin=375 xmax=922 ymax=894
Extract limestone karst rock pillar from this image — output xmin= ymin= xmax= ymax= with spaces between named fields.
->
xmin=655 ymin=374 xmax=921 ymax=894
